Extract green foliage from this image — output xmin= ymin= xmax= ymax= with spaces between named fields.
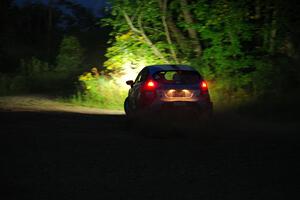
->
xmin=103 ymin=0 xmax=300 ymax=110
xmin=191 ymin=0 xmax=257 ymax=106
xmin=0 ymin=73 xmax=29 ymax=96
xmin=0 ymin=35 xmax=87 ymax=97
xmin=20 ymin=57 xmax=50 ymax=77
xmin=0 ymin=73 xmax=11 ymax=96
xmin=3 ymin=53 xmax=82 ymax=95
xmin=9 ymin=75 xmax=29 ymax=94
xmin=56 ymin=36 xmax=84 ymax=72
xmin=103 ymin=0 xmax=177 ymax=73
xmin=0 ymin=57 xmax=48 ymax=95
xmin=73 ymin=71 xmax=127 ymax=110
xmin=19 ymin=57 xmax=60 ymax=93
xmin=104 ymin=31 xmax=163 ymax=78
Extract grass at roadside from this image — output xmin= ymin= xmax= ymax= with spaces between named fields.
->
xmin=72 ymin=74 xmax=127 ymax=110
xmin=66 ymin=95 xmax=125 ymax=111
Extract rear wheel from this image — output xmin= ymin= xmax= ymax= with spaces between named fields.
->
xmin=124 ymin=98 xmax=142 ymax=124
xmin=124 ymin=97 xmax=131 ymax=116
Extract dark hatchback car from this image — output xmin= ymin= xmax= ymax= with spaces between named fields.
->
xmin=124 ymin=65 xmax=213 ymax=118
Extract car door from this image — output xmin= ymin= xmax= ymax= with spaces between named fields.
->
xmin=129 ymin=68 xmax=148 ymax=110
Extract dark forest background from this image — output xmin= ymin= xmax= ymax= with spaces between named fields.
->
xmin=1 ymin=0 xmax=110 ymax=73
xmin=0 ymin=0 xmax=111 ymax=96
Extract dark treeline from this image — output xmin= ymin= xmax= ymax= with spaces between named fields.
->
xmin=0 ymin=0 xmax=111 ymax=96
xmin=0 ymin=0 xmax=109 ymax=73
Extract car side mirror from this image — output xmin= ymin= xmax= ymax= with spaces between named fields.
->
xmin=126 ymin=80 xmax=134 ymax=87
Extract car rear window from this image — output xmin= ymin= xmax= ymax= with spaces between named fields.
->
xmin=153 ymin=70 xmax=201 ymax=84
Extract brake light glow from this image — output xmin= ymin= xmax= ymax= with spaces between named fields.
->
xmin=200 ymin=81 xmax=208 ymax=90
xmin=144 ymin=80 xmax=157 ymax=90
xmin=147 ymin=81 xmax=155 ymax=87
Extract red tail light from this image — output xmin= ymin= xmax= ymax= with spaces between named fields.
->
xmin=200 ymin=80 xmax=208 ymax=91
xmin=140 ymin=80 xmax=157 ymax=107
xmin=144 ymin=80 xmax=157 ymax=90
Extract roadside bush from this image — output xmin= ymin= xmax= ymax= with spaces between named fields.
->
xmin=20 ymin=57 xmax=49 ymax=77
xmin=9 ymin=75 xmax=29 ymax=94
xmin=73 ymin=70 xmax=127 ymax=110
xmin=0 ymin=73 xmax=11 ymax=96
xmin=0 ymin=73 xmax=29 ymax=95
xmin=18 ymin=56 xmax=80 ymax=94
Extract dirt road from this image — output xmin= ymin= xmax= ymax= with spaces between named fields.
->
xmin=1 ymin=96 xmax=300 ymax=199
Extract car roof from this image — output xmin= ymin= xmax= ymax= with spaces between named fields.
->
xmin=145 ymin=64 xmax=197 ymax=74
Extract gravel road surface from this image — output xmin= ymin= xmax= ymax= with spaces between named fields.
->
xmin=1 ymin=96 xmax=300 ymax=199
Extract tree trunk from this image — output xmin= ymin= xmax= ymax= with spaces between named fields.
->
xmin=179 ymin=0 xmax=202 ymax=57
xmin=159 ymin=0 xmax=178 ymax=63
xmin=47 ymin=0 xmax=53 ymax=62
xmin=269 ymin=8 xmax=277 ymax=54
xmin=262 ymin=3 xmax=271 ymax=52
xmin=254 ymin=0 xmax=261 ymax=19
xmin=167 ymin=17 xmax=189 ymax=53
xmin=122 ymin=10 xmax=168 ymax=63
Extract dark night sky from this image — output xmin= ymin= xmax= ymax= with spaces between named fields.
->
xmin=67 ymin=0 xmax=108 ymax=13
xmin=15 ymin=0 xmax=108 ymax=15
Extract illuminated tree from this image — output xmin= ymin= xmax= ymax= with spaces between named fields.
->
xmin=103 ymin=0 xmax=300 ymax=104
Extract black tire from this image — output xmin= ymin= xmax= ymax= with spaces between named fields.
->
xmin=124 ymin=97 xmax=131 ymax=116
